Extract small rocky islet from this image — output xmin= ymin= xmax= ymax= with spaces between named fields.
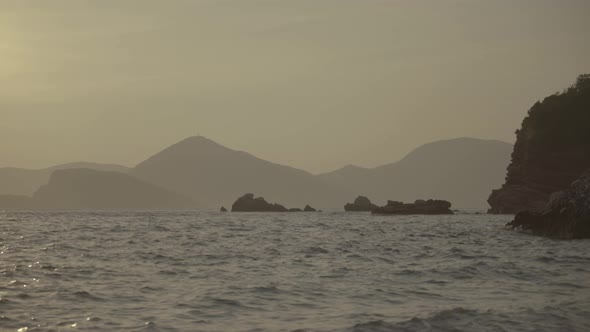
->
xmin=344 ymin=195 xmax=454 ymax=215
xmin=372 ymin=199 xmax=454 ymax=215
xmin=230 ymin=193 xmax=317 ymax=213
xmin=344 ymin=196 xmax=378 ymax=212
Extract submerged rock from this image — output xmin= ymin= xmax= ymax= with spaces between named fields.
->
xmin=344 ymin=196 xmax=378 ymax=212
xmin=304 ymin=205 xmax=317 ymax=212
xmin=506 ymin=170 xmax=590 ymax=239
xmin=372 ymin=199 xmax=454 ymax=215
xmin=231 ymin=193 xmax=288 ymax=212
xmin=488 ymin=74 xmax=590 ymax=214
xmin=220 ymin=206 xmax=227 ymax=212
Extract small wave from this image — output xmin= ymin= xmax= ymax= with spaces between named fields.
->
xmin=303 ymin=246 xmax=330 ymax=255
xmin=345 ymin=306 xmax=588 ymax=332
xmin=252 ymin=286 xmax=280 ymax=293
xmin=57 ymin=290 xmax=105 ymax=302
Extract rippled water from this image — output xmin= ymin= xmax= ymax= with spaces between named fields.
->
xmin=1 ymin=211 xmax=589 ymax=332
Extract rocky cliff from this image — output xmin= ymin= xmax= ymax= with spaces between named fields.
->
xmin=507 ymin=170 xmax=590 ymax=239
xmin=488 ymin=74 xmax=590 ymax=214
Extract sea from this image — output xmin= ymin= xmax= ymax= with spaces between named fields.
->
xmin=1 ymin=211 xmax=589 ymax=332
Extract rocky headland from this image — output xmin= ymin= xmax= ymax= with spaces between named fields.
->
xmin=372 ymin=199 xmax=454 ymax=215
xmin=507 ymin=170 xmax=590 ymax=239
xmin=488 ymin=74 xmax=590 ymax=214
xmin=344 ymin=196 xmax=378 ymax=212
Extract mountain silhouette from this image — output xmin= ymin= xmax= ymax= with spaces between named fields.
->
xmin=319 ymin=138 xmax=512 ymax=209
xmin=1 ymin=137 xmax=511 ymax=210
xmin=131 ymin=136 xmax=511 ymax=210
xmin=32 ymin=168 xmax=194 ymax=209
xmin=0 ymin=162 xmax=129 ymax=196
xmin=131 ymin=136 xmax=345 ymax=209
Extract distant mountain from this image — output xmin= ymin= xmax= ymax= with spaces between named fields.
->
xmin=1 ymin=137 xmax=512 ymax=210
xmin=131 ymin=136 xmax=347 ymax=209
xmin=318 ymin=138 xmax=513 ymax=209
xmin=31 ymin=168 xmax=194 ymax=210
xmin=0 ymin=162 xmax=130 ymax=196
xmin=0 ymin=194 xmax=33 ymax=210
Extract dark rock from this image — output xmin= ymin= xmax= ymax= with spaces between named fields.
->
xmin=488 ymin=74 xmax=590 ymax=214
xmin=289 ymin=208 xmax=303 ymax=212
xmin=304 ymin=205 xmax=317 ymax=212
xmin=344 ymin=196 xmax=378 ymax=212
xmin=506 ymin=170 xmax=590 ymax=239
xmin=231 ymin=193 xmax=288 ymax=212
xmin=220 ymin=206 xmax=227 ymax=212
xmin=372 ymin=199 xmax=454 ymax=215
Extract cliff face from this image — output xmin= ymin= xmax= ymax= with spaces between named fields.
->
xmin=488 ymin=74 xmax=590 ymax=214
xmin=507 ymin=170 xmax=590 ymax=239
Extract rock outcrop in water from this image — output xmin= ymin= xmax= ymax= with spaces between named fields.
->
xmin=304 ymin=205 xmax=317 ymax=212
xmin=231 ymin=193 xmax=288 ymax=212
xmin=344 ymin=196 xmax=378 ymax=212
xmin=507 ymin=170 xmax=590 ymax=239
xmin=372 ymin=199 xmax=454 ymax=215
xmin=488 ymin=74 xmax=590 ymax=214
xmin=220 ymin=206 xmax=227 ymax=212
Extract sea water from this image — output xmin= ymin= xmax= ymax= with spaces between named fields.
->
xmin=1 ymin=211 xmax=589 ymax=331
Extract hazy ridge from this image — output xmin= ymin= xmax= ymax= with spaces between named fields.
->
xmin=1 ymin=137 xmax=511 ymax=210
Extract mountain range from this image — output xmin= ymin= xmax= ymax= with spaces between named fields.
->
xmin=0 ymin=162 xmax=129 ymax=196
xmin=0 ymin=136 xmax=512 ymax=210
xmin=319 ymin=138 xmax=512 ymax=209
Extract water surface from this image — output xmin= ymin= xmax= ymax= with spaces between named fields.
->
xmin=1 ymin=211 xmax=589 ymax=331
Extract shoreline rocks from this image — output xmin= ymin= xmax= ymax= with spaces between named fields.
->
xmin=372 ymin=199 xmax=454 ymax=215
xmin=344 ymin=196 xmax=378 ymax=212
xmin=506 ymin=170 xmax=590 ymax=239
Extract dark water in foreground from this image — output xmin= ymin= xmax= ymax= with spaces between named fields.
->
xmin=1 ymin=211 xmax=589 ymax=332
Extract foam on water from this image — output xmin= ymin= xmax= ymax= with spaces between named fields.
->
xmin=0 ymin=211 xmax=589 ymax=331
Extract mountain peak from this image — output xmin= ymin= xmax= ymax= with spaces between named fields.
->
xmin=176 ymin=135 xmax=224 ymax=147
xmin=150 ymin=136 xmax=234 ymax=158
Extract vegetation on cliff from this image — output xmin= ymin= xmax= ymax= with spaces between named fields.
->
xmin=488 ymin=74 xmax=590 ymax=214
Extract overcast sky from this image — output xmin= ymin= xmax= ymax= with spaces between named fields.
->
xmin=1 ymin=0 xmax=589 ymax=173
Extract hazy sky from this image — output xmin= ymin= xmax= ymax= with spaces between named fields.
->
xmin=1 ymin=0 xmax=589 ymax=173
